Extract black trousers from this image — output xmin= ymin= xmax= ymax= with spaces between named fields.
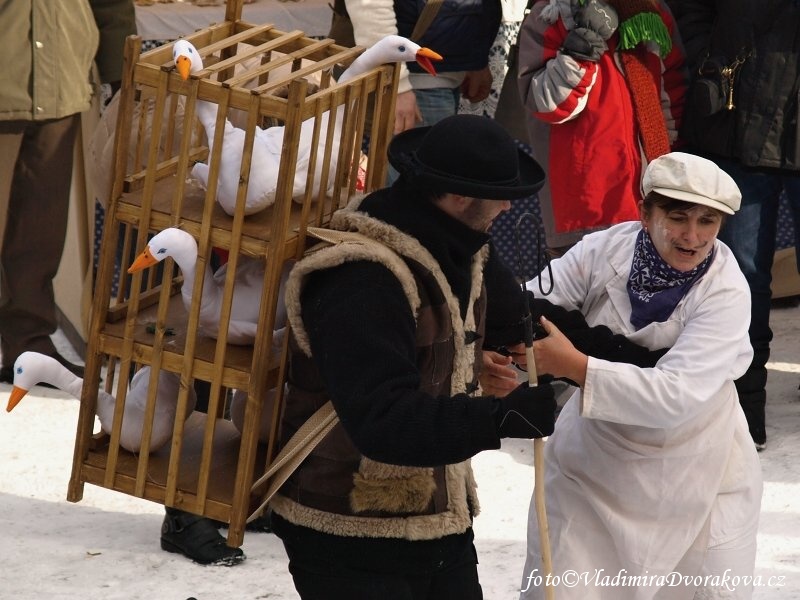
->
xmin=272 ymin=513 xmax=483 ymax=600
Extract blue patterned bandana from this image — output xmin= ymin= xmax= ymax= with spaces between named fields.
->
xmin=627 ymin=229 xmax=715 ymax=330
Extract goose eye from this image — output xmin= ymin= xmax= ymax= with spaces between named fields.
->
xmin=399 ymin=45 xmax=406 ymax=52
xmin=156 ymin=248 xmax=167 ymax=256
xmin=15 ymin=366 xmax=22 ymax=375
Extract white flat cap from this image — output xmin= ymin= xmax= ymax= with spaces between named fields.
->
xmin=642 ymin=152 xmax=741 ymax=214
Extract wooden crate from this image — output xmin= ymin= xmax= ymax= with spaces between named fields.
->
xmin=68 ymin=16 xmax=399 ymax=547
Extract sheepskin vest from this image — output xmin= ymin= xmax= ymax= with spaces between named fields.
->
xmin=271 ymin=198 xmax=488 ymax=540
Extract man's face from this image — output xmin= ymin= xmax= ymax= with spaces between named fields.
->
xmin=456 ymin=197 xmax=512 ymax=232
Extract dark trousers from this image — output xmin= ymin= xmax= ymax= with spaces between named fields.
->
xmin=0 ymin=116 xmax=80 ymax=366
xmin=712 ymin=156 xmax=800 ymax=445
xmin=273 ymin=513 xmax=483 ymax=600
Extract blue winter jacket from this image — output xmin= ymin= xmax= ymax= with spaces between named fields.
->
xmin=395 ymin=0 xmax=502 ymax=73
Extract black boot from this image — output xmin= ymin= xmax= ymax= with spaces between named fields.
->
xmin=161 ymin=508 xmax=246 ymax=566
xmin=735 ymin=360 xmax=768 ymax=451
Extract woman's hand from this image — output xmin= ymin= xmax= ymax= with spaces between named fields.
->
xmin=480 ymin=350 xmax=522 ymax=397
xmin=532 ymin=317 xmax=588 ymax=387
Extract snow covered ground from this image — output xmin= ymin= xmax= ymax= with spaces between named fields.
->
xmin=1 ymin=301 xmax=798 ymax=599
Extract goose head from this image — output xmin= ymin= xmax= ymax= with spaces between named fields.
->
xmin=6 ymin=352 xmax=65 ymax=412
xmin=128 ymin=228 xmax=198 ymax=273
xmin=173 ymin=39 xmax=204 ymax=80
xmin=339 ymin=35 xmax=443 ymax=83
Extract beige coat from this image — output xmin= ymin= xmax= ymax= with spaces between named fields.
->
xmin=521 ymin=222 xmax=762 ymax=599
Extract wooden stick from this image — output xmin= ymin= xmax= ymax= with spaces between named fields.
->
xmin=526 ymin=344 xmax=555 ymax=600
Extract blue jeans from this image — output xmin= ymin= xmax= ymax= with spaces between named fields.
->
xmin=387 ymin=87 xmax=461 ymax=184
xmin=711 ymin=157 xmax=800 ymax=444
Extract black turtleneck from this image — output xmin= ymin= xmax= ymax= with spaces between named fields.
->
xmin=299 ymin=184 xmax=505 ymax=468
xmin=360 ymin=184 xmax=491 ymax=319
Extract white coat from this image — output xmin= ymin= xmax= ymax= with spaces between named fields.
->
xmin=521 ymin=222 xmax=762 ymax=599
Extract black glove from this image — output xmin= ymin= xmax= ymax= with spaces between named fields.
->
xmin=562 ymin=27 xmax=608 ymax=61
xmin=492 ymin=382 xmax=556 ymax=439
xmin=576 ymin=0 xmax=619 ymax=41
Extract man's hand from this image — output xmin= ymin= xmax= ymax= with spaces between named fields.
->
xmin=480 ymin=350 xmax=521 ymax=397
xmin=394 ymin=90 xmax=422 ymax=134
xmin=493 ymin=381 xmax=556 ymax=439
xmin=461 ymin=67 xmax=493 ymax=103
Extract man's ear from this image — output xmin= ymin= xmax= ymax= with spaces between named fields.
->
xmin=451 ymin=194 xmax=471 ymax=208
xmin=434 ymin=193 xmax=468 ymax=219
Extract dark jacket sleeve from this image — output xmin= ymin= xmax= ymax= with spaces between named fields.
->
xmin=532 ymin=298 xmax=669 ymax=368
xmin=482 ymin=244 xmax=529 ymax=349
xmin=666 ymin=0 xmax=716 ymax=70
xmin=89 ymin=0 xmax=137 ymax=84
xmin=301 ymin=261 xmax=502 ymax=468
xmin=482 ymin=245 xmax=668 ymax=367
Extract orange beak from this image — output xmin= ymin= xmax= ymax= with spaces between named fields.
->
xmin=415 ymin=47 xmax=443 ymax=76
xmin=128 ymin=246 xmax=158 ymax=274
xmin=6 ymin=386 xmax=28 ymax=412
xmin=176 ymin=55 xmax=192 ymax=81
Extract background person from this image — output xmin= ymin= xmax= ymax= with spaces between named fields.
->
xmin=0 ymin=0 xmax=134 ymax=382
xmin=666 ymin=0 xmax=800 ymax=451
xmin=335 ymin=0 xmax=502 ymax=135
xmin=516 ymin=0 xmax=687 ymax=255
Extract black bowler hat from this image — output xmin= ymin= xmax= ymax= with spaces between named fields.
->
xmin=387 ymin=114 xmax=545 ymax=200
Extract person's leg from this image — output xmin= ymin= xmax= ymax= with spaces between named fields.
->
xmin=284 ymin=543 xmax=482 ymax=600
xmin=280 ymin=529 xmax=417 ymax=600
xmin=714 ymin=158 xmax=781 ymax=450
xmin=694 ymin=524 xmax=758 ymax=599
xmin=424 ymin=541 xmax=483 ymax=600
xmin=414 ymin=87 xmax=461 ymax=128
xmin=274 ymin=513 xmax=481 ymax=600
xmin=0 ymin=117 xmax=83 ymax=374
xmin=782 ymin=174 xmax=800 ymax=272
xmin=782 ymin=175 xmax=800 ymax=392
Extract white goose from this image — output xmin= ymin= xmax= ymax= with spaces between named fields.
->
xmin=173 ymin=35 xmax=442 ymax=215
xmin=6 ymin=351 xmax=196 ymax=453
xmin=127 ymin=227 xmax=292 ymax=346
xmin=229 ymin=385 xmax=282 ymax=443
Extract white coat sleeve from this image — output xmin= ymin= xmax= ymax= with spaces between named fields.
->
xmin=581 ymin=281 xmax=753 ymax=429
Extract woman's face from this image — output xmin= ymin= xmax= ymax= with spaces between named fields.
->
xmin=640 ymin=202 xmax=723 ymax=271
